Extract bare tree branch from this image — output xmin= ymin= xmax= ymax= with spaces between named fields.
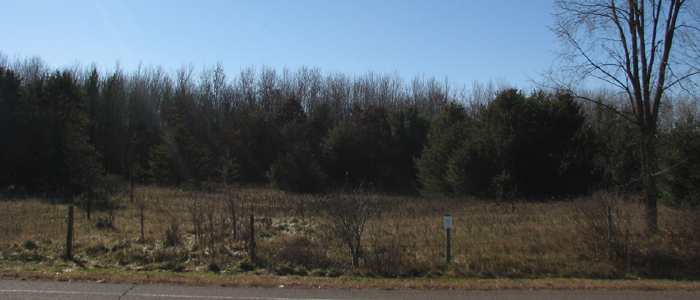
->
xmin=550 ymin=0 xmax=698 ymax=231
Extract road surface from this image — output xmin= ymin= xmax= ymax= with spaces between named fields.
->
xmin=1 ymin=279 xmax=699 ymax=300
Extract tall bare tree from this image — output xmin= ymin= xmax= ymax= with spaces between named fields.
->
xmin=551 ymin=0 xmax=699 ymax=231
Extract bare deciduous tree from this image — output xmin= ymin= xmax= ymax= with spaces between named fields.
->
xmin=551 ymin=0 xmax=700 ymax=231
xmin=326 ymin=194 xmax=376 ymax=267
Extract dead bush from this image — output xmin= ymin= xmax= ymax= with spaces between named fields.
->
xmin=258 ymin=234 xmax=332 ymax=270
xmin=109 ymin=243 xmax=148 ymax=266
xmin=237 ymin=260 xmax=257 ymax=271
xmin=365 ymin=223 xmax=426 ymax=277
xmin=573 ymin=191 xmax=641 ymax=274
xmin=83 ymin=242 xmax=109 ymax=256
xmin=667 ymin=205 xmax=700 ymax=250
xmin=324 ymin=194 xmax=376 ymax=267
xmin=190 ymin=195 xmax=238 ymax=248
xmin=94 ymin=211 xmax=116 ymax=229
xmin=661 ymin=206 xmax=700 ymax=278
xmin=163 ymin=218 xmax=184 ymax=247
xmin=151 ymin=244 xmax=188 ymax=263
xmin=22 ymin=240 xmax=39 ymax=250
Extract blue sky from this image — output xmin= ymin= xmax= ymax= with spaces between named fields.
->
xmin=1 ymin=0 xmax=557 ymax=88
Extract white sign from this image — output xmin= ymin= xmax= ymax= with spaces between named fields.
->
xmin=443 ymin=215 xmax=453 ymax=229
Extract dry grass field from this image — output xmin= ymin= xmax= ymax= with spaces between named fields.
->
xmin=2 ymin=185 xmax=700 ymax=283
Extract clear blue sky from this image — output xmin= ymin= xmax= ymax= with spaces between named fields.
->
xmin=1 ymin=0 xmax=557 ymax=89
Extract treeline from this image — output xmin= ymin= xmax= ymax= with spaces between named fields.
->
xmin=1 ymin=56 xmax=699 ymax=205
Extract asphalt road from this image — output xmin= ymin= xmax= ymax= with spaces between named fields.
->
xmin=2 ymin=279 xmax=700 ymax=300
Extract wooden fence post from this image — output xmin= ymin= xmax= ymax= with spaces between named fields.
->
xmin=140 ymin=199 xmax=145 ymax=242
xmin=249 ymin=214 xmax=255 ymax=261
xmin=66 ymin=203 xmax=74 ymax=260
xmin=607 ymin=205 xmax=613 ymax=261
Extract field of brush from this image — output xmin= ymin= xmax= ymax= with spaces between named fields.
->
xmin=1 ymin=185 xmax=700 ymax=282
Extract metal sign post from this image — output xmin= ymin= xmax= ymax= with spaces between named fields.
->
xmin=444 ymin=215 xmax=453 ymax=264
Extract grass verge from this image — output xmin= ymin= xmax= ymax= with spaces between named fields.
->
xmin=2 ymin=262 xmax=699 ymax=291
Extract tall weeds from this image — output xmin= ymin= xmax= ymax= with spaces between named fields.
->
xmin=1 ymin=186 xmax=699 ymax=279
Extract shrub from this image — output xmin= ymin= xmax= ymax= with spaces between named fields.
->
xmin=366 ymin=236 xmax=420 ymax=277
xmin=258 ymin=234 xmax=331 ymax=269
xmin=163 ymin=218 xmax=184 ymax=247
xmin=22 ymin=240 xmax=39 ymax=250
xmin=84 ymin=242 xmax=109 ymax=256
xmin=325 ymin=194 xmax=376 ymax=267
xmin=94 ymin=211 xmax=116 ymax=229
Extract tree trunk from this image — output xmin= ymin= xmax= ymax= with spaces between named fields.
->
xmin=130 ymin=166 xmax=135 ymax=204
xmin=352 ymin=235 xmax=362 ymax=267
xmin=642 ymin=129 xmax=659 ymax=232
xmin=86 ymin=193 xmax=92 ymax=220
xmin=352 ymin=246 xmax=359 ymax=268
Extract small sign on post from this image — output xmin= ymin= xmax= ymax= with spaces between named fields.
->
xmin=443 ymin=215 xmax=453 ymax=229
xmin=444 ymin=215 xmax=452 ymax=263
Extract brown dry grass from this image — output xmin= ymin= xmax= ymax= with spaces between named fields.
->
xmin=2 ymin=185 xmax=699 ymax=288
xmin=2 ymin=265 xmax=700 ymax=291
